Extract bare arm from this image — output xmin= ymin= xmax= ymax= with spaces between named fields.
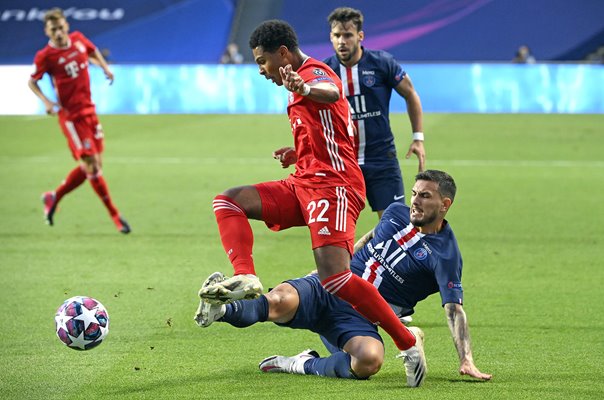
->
xmin=353 ymin=228 xmax=375 ymax=253
xmin=444 ymin=303 xmax=492 ymax=380
xmin=28 ymin=78 xmax=58 ymax=115
xmin=88 ymin=48 xmax=114 ymax=84
xmin=394 ymin=75 xmax=425 ymax=172
xmin=279 ymin=64 xmax=339 ymax=103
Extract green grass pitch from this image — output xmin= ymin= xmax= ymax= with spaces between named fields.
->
xmin=0 ymin=113 xmax=603 ymax=399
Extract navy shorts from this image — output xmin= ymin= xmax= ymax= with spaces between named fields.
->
xmin=361 ymin=162 xmax=405 ymax=212
xmin=276 ymin=274 xmax=382 ymax=350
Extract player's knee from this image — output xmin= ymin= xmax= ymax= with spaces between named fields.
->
xmin=216 ymin=186 xmax=261 ymax=219
xmin=352 ymin=346 xmax=383 ymax=378
xmin=80 ymin=156 xmax=100 ymax=176
xmin=265 ymin=284 xmax=299 ymax=324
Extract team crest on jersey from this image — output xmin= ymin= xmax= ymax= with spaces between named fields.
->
xmin=75 ymin=41 xmax=86 ymax=53
xmin=58 ymin=57 xmax=66 ymax=64
xmin=362 ymin=75 xmax=376 ymax=87
xmin=413 ymin=247 xmax=428 ymax=260
xmin=313 ymin=68 xmax=326 ymax=76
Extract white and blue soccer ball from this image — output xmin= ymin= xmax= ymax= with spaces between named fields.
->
xmin=54 ymin=296 xmax=109 ymax=350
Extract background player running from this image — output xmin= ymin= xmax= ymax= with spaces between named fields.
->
xmin=28 ymin=8 xmax=130 ymax=234
xmin=196 ymin=170 xmax=491 ymax=384
xmin=324 ymin=7 xmax=426 ymax=218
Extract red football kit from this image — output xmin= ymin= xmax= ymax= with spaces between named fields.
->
xmin=31 ymin=31 xmax=103 ymax=159
xmin=212 ymin=57 xmax=416 ymax=351
xmin=255 ymin=58 xmax=366 ymax=254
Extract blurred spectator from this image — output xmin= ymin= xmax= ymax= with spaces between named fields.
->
xmin=512 ymin=45 xmax=536 ymax=63
xmin=220 ymin=43 xmax=244 ymax=64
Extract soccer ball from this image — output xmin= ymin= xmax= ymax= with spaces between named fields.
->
xmin=54 ymin=296 xmax=109 ymax=350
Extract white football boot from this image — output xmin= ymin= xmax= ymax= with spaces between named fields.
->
xmin=194 ymin=272 xmax=227 ymax=327
xmin=397 ymin=326 xmax=427 ymax=387
xmin=259 ymin=349 xmax=320 ymax=374
xmin=199 ymin=273 xmax=263 ymax=304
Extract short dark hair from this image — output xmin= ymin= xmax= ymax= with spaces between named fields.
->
xmin=415 ymin=170 xmax=457 ymax=202
xmin=44 ymin=8 xmax=65 ymax=24
xmin=327 ymin=7 xmax=363 ymax=32
xmin=249 ymin=20 xmax=298 ymax=53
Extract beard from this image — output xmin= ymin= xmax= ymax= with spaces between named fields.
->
xmin=338 ymin=43 xmax=359 ymax=63
xmin=410 ymin=210 xmax=438 ymax=227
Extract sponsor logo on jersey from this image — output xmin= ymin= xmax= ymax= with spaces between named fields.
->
xmin=413 ymin=247 xmax=428 ymax=260
xmin=318 ymin=226 xmax=331 ymax=235
xmin=361 ymin=70 xmax=375 ymax=75
xmin=393 ymin=194 xmax=404 ymax=201
xmin=313 ymin=68 xmax=326 ymax=76
xmin=422 ymin=242 xmax=433 ymax=254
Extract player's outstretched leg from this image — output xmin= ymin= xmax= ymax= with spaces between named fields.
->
xmin=42 ymin=191 xmax=57 ymax=226
xmin=199 ymin=274 xmax=263 ymax=304
xmin=87 ymin=171 xmax=130 ymax=234
xmin=41 ymin=165 xmax=88 ymax=226
xmin=194 ymin=271 xmax=227 ymax=327
xmin=112 ymin=214 xmax=131 ymax=234
xmin=259 ymin=349 xmax=320 ymax=375
xmin=397 ymin=326 xmax=427 ymax=387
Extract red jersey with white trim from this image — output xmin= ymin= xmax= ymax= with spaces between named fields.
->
xmin=31 ymin=31 xmax=97 ymax=118
xmin=286 ymin=58 xmax=365 ymax=199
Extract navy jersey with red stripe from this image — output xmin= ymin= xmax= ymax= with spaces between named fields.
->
xmin=324 ymin=48 xmax=405 ymax=167
xmin=350 ymin=202 xmax=463 ymax=316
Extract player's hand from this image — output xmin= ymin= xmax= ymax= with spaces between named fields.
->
xmin=405 ymin=140 xmax=426 ymax=172
xmin=279 ymin=64 xmax=306 ymax=94
xmin=44 ymin=100 xmax=59 ymax=115
xmin=273 ymin=147 xmax=297 ymax=168
xmin=104 ymin=68 xmax=114 ymax=85
xmin=459 ymin=359 xmax=492 ymax=380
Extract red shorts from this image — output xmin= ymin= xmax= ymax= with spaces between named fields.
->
xmin=58 ymin=111 xmax=104 ymax=160
xmin=255 ymin=179 xmax=365 ymax=255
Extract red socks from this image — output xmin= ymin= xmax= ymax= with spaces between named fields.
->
xmin=55 ymin=166 xmax=86 ymax=203
xmin=213 ymin=195 xmax=255 ymax=275
xmin=323 ymin=270 xmax=416 ymax=350
xmin=87 ymin=172 xmax=118 ymax=216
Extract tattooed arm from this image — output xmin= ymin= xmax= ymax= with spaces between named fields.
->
xmin=444 ymin=303 xmax=492 ymax=380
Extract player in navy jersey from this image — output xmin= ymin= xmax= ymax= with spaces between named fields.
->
xmin=196 ymin=170 xmax=492 ymax=384
xmin=323 ymin=7 xmax=426 ymax=218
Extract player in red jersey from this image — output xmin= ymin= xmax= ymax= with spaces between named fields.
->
xmin=197 ymin=20 xmax=426 ymax=385
xmin=28 ymin=8 xmax=130 ymax=234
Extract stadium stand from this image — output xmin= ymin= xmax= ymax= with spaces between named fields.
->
xmin=1 ymin=0 xmax=603 ymax=64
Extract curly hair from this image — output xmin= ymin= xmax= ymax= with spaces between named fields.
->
xmin=249 ymin=20 xmax=299 ymax=53
xmin=327 ymin=7 xmax=363 ymax=32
